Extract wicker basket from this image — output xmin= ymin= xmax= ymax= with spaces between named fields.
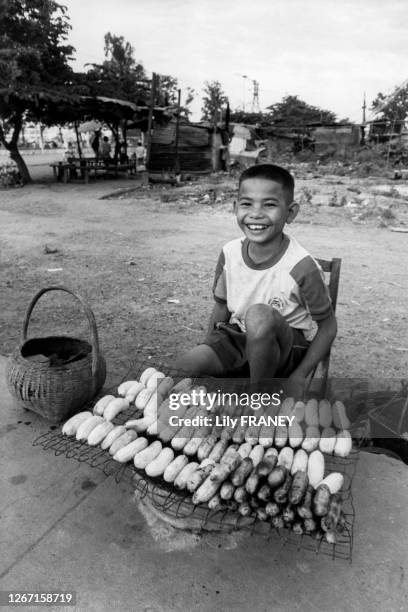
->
xmin=6 ymin=286 xmax=106 ymax=423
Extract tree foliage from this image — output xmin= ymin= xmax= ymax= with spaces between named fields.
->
xmin=156 ymin=73 xmax=178 ymax=106
xmin=229 ymin=110 xmax=266 ymax=125
xmin=156 ymin=78 xmax=195 ymax=117
xmin=201 ymin=80 xmax=228 ymax=121
xmin=266 ymin=95 xmax=337 ymax=127
xmin=85 ymin=34 xmax=185 ymax=158
xmin=0 ymin=0 xmax=75 ymax=182
xmin=229 ymin=96 xmax=341 ymax=128
xmin=182 ymin=87 xmax=195 ymax=118
xmin=371 ymin=83 xmax=408 ymax=132
xmin=85 ymin=32 xmax=147 ymax=103
xmin=85 ymin=33 xmax=183 ymax=112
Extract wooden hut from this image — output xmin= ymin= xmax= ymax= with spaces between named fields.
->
xmin=313 ymin=125 xmax=361 ymax=156
xmin=149 ymin=119 xmax=213 ymax=173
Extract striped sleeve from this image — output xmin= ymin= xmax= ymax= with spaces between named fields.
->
xmin=212 ymin=250 xmax=227 ymax=304
xmin=290 ymin=256 xmax=333 ymax=321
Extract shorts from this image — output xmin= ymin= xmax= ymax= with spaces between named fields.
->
xmin=204 ymin=322 xmax=310 ymax=377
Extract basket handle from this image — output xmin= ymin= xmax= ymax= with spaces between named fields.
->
xmin=22 ymin=286 xmax=103 ymax=379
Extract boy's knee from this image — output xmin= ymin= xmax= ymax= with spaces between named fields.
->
xmin=174 ymin=352 xmax=200 ymax=376
xmin=245 ymin=304 xmax=282 ymax=340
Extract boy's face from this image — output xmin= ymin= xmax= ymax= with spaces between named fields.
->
xmin=234 ymin=177 xmax=298 ymax=245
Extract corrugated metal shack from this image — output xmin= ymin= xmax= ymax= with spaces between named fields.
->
xmin=255 ymin=124 xmax=361 ymax=157
xmin=249 ymin=125 xmax=314 ymax=156
xmin=313 ymin=125 xmax=361 ymax=156
xmin=149 ymin=119 xmax=212 ymax=173
xmin=229 ymin=123 xmax=267 ymax=166
xmin=260 ymin=129 xmax=302 ymax=155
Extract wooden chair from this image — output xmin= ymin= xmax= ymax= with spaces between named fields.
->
xmin=309 ymin=257 xmax=342 ymax=395
xmin=218 ymin=256 xmax=342 ymax=395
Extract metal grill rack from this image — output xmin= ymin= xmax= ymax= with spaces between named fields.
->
xmin=131 ymin=458 xmax=357 ymax=561
xmin=367 ymin=382 xmax=408 ymax=438
xmin=33 ymin=424 xmax=357 ymax=561
xmin=33 ymin=358 xmax=360 ymax=562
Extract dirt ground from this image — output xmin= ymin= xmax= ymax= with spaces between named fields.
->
xmin=1 ymin=155 xmax=407 ymax=391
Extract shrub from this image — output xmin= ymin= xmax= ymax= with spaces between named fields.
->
xmin=0 ymin=161 xmax=23 ymax=187
xmin=299 ymin=186 xmax=313 ymax=205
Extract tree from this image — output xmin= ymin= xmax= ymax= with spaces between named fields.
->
xmin=266 ymin=95 xmax=337 ymax=127
xmin=201 ymin=80 xmax=228 ymax=122
xmin=84 ymin=33 xmax=151 ymax=159
xmin=86 ymin=34 xmax=182 ymax=158
xmin=229 ymin=110 xmax=266 ymax=125
xmin=156 ymin=78 xmax=195 ymax=117
xmin=85 ymin=32 xmax=147 ymax=103
xmin=156 ymin=74 xmax=178 ymax=106
xmin=371 ymin=82 xmax=408 ymax=133
xmin=181 ymin=87 xmax=195 ymax=118
xmin=86 ymin=34 xmax=183 ymax=110
xmin=0 ymin=0 xmax=75 ymax=182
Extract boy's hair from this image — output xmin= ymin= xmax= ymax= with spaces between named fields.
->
xmin=239 ymin=164 xmax=295 ymax=204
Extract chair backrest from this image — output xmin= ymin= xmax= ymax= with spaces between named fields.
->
xmin=309 ymin=257 xmax=342 ymax=395
xmin=316 ymin=257 xmax=342 ymax=312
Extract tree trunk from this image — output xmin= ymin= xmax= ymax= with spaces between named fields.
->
xmin=8 ymin=146 xmax=32 ymax=183
xmin=0 ymin=114 xmax=32 ymax=184
xmin=107 ymin=122 xmax=120 ymax=162
xmin=39 ymin=123 xmax=44 ymax=153
xmin=113 ymin=125 xmax=120 ymax=163
xmin=121 ymin=120 xmax=128 ymax=160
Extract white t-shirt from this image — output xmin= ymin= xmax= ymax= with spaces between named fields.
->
xmin=135 ymin=145 xmax=146 ymax=159
xmin=212 ymin=234 xmax=333 ymax=341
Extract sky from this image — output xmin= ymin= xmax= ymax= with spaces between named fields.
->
xmin=63 ymin=0 xmax=408 ymax=123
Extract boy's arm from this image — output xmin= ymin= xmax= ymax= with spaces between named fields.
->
xmin=205 ymin=301 xmax=230 ymax=339
xmin=287 ymin=312 xmax=337 ymax=395
xmin=206 ymin=248 xmax=230 ymax=338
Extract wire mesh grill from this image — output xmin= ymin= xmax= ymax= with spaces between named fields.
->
xmin=33 ymin=357 xmax=360 ymax=562
xmin=367 ymin=382 xmax=408 ymax=438
xmin=33 ymin=424 xmax=357 ymax=561
xmin=130 ymin=452 xmax=357 ymax=561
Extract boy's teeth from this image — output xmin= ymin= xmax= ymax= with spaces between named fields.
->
xmin=248 ymin=224 xmax=267 ymax=230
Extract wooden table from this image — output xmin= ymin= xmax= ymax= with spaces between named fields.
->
xmin=50 ymin=162 xmax=77 ymax=183
xmin=50 ymin=159 xmax=136 ymax=183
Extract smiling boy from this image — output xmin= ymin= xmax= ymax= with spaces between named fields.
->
xmin=175 ymin=164 xmax=337 ymax=394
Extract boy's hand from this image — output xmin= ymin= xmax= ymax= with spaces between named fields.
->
xmin=285 ymin=373 xmax=308 ymax=400
xmin=205 ymin=301 xmax=231 ymax=340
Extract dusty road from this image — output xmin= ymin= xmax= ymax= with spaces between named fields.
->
xmin=1 ymin=161 xmax=407 ymax=389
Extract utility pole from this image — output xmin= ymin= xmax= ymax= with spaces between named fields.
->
xmin=145 ymin=72 xmax=157 ymax=174
xmin=211 ymin=97 xmax=219 ymax=172
xmin=174 ymin=88 xmax=181 ymax=177
xmin=234 ymin=73 xmax=249 ymax=111
xmin=362 ymin=92 xmax=366 ymax=124
xmin=251 ymin=80 xmax=260 ymax=113
xmin=361 ymin=92 xmax=367 ymax=145
xmin=240 ymin=74 xmax=248 ymax=111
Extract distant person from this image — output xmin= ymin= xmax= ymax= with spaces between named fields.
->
xmin=119 ymin=141 xmax=128 ymax=164
xmin=135 ymin=141 xmax=146 ymax=171
xmin=63 ymin=142 xmax=76 ymax=162
xmin=100 ymin=136 xmax=112 ymax=163
xmin=59 ymin=142 xmax=77 ymax=180
xmin=90 ymin=130 xmax=101 ymax=158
